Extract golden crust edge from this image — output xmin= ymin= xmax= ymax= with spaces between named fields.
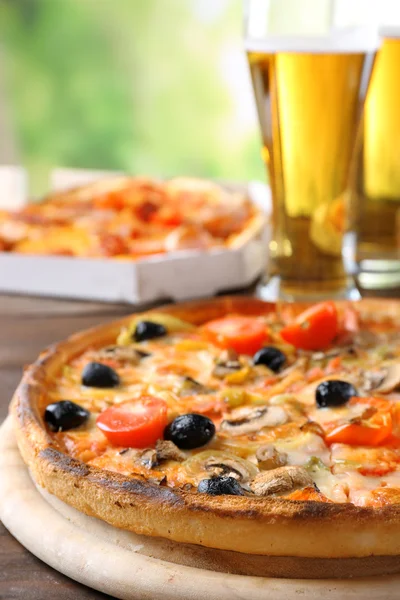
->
xmin=10 ymin=296 xmax=400 ymax=561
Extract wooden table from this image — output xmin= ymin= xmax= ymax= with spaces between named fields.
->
xmin=0 ymin=295 xmax=138 ymax=600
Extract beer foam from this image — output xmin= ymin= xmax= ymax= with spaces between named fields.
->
xmin=379 ymin=26 xmax=400 ymax=39
xmin=245 ymin=28 xmax=380 ymax=54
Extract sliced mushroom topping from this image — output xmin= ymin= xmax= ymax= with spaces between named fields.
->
xmin=139 ymin=440 xmax=185 ymax=469
xmin=212 ymin=348 xmax=242 ymax=378
xmin=179 ymin=376 xmax=214 ymax=397
xmin=98 ymin=346 xmax=150 ymax=364
xmin=361 ymin=369 xmax=386 ymax=393
xmin=220 ymin=405 xmax=288 ymax=436
xmin=182 ymin=449 xmax=258 ymax=484
xmin=256 ymin=445 xmax=287 ymax=470
xmin=369 ymin=364 xmax=400 ymax=394
xmin=155 ymin=439 xmax=186 ymax=462
xmin=118 ymin=448 xmax=142 ymax=461
xmin=140 ymin=448 xmax=158 ymax=469
xmin=250 ymin=466 xmax=313 ymax=497
xmin=205 ymin=458 xmax=252 ymax=482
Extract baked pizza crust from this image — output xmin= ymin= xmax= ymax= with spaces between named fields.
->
xmin=10 ymin=296 xmax=400 ymax=570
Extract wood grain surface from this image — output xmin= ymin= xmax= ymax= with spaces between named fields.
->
xmin=0 ymin=294 xmax=136 ymax=600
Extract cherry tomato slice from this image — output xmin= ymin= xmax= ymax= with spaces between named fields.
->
xmin=280 ymin=301 xmax=338 ymax=351
xmin=325 ymin=413 xmax=392 ymax=447
xmin=203 ymin=316 xmax=268 ymax=355
xmin=96 ymin=396 xmax=168 ymax=448
xmin=358 ymin=465 xmax=395 ymax=477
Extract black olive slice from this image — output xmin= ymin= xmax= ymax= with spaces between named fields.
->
xmin=45 ymin=400 xmax=90 ymax=432
xmin=253 ymin=346 xmax=286 ymax=373
xmin=197 ymin=476 xmax=245 ymax=496
xmin=81 ymin=362 xmax=120 ymax=388
xmin=316 ymin=380 xmax=358 ymax=408
xmin=164 ymin=413 xmax=215 ymax=450
xmin=133 ymin=321 xmax=167 ymax=342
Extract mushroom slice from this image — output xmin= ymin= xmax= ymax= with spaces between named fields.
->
xmin=256 ymin=445 xmax=287 ymax=470
xmin=212 ymin=349 xmax=242 ymax=378
xmin=155 ymin=439 xmax=186 ymax=462
xmin=98 ymin=345 xmax=150 ymax=364
xmin=220 ymin=405 xmax=288 ymax=436
xmin=372 ymin=364 xmax=400 ymax=394
xmin=250 ymin=466 xmax=313 ymax=497
xmin=360 ymin=369 xmax=385 ymax=393
xmin=140 ymin=448 xmax=158 ymax=469
xmin=179 ymin=376 xmax=214 ymax=397
xmin=183 ymin=450 xmax=258 ymax=483
xmin=204 ymin=459 xmax=253 ymax=482
xmin=140 ymin=440 xmax=185 ymax=469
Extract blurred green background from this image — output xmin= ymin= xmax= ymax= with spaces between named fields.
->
xmin=0 ymin=0 xmax=264 ymax=196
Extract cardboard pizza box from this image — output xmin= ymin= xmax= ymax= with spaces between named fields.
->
xmin=0 ymin=167 xmax=271 ymax=304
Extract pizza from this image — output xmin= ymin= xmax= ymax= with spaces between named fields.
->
xmin=0 ymin=177 xmax=262 ymax=259
xmin=11 ymin=297 xmax=400 ymax=578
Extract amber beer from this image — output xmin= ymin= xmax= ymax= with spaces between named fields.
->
xmin=247 ymin=38 xmax=376 ymax=294
xmin=356 ymin=32 xmax=400 ymax=277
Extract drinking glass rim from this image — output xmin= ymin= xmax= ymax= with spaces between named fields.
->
xmin=245 ymin=28 xmax=381 ymax=54
xmin=379 ymin=26 xmax=400 ymax=39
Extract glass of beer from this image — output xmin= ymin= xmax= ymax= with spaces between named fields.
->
xmin=245 ymin=0 xmax=379 ymax=300
xmin=352 ymin=28 xmax=400 ymax=291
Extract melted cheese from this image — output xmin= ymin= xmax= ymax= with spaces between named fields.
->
xmin=274 ymin=432 xmax=330 ymax=466
xmin=45 ymin=310 xmax=400 ymax=507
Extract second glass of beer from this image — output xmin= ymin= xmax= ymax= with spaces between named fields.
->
xmin=353 ymin=27 xmax=400 ymax=291
xmin=245 ymin=0 xmax=379 ymax=300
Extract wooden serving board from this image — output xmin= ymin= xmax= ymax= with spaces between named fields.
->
xmin=0 ymin=416 xmax=399 ymax=600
